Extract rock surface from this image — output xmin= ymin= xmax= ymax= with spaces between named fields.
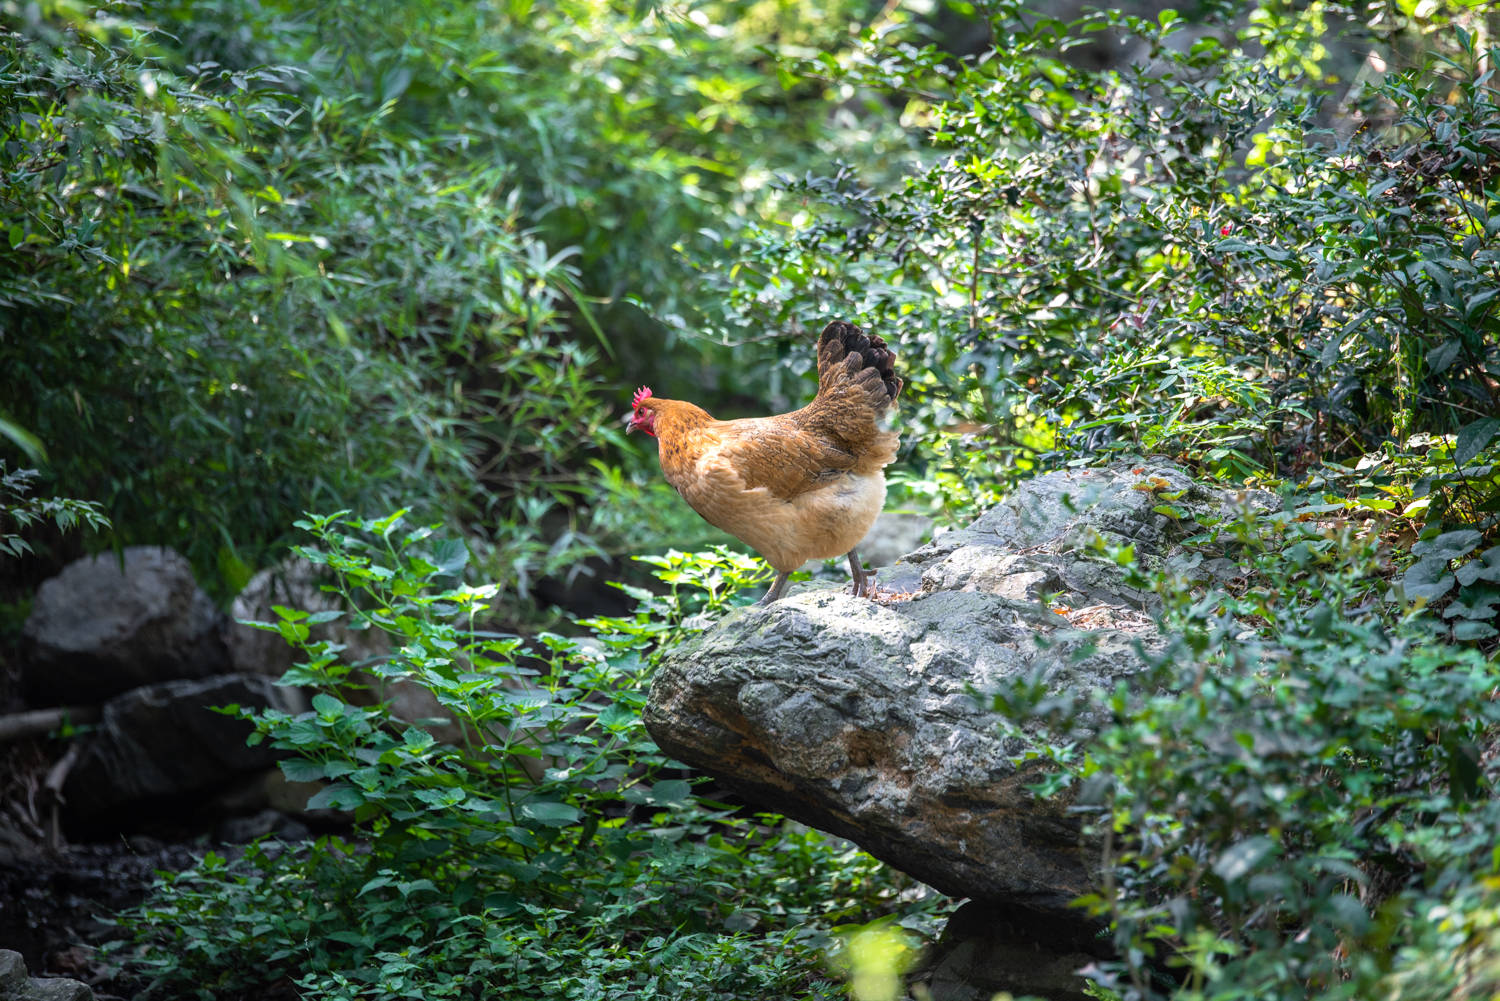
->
xmin=21 ymin=547 xmax=228 ymax=705
xmin=646 ymin=462 xmax=1274 ymax=951
xmin=649 ymin=585 xmax=1138 ymax=915
xmin=62 ymin=675 xmax=297 ymax=822
xmin=0 ymin=951 xmax=93 ymax=1001
xmin=879 ymin=460 xmax=1271 ymax=607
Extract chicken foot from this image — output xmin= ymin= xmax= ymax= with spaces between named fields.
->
xmin=758 ymin=550 xmax=872 ymax=606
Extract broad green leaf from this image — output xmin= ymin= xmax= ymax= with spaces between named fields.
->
xmin=1403 ymin=556 xmax=1456 ymax=602
xmin=1455 ymin=547 xmax=1500 ymax=586
xmin=519 ymin=800 xmax=581 ymax=827
xmin=1426 ymin=339 xmax=1462 ymax=374
xmin=311 ymin=692 xmax=345 ymax=716
xmin=1213 ymin=836 xmax=1274 ymax=881
xmin=648 ymin=779 xmax=693 ymax=807
xmin=1453 ymin=620 xmax=1499 ymax=641
xmin=1412 ymin=529 xmax=1482 ymax=562
xmin=1454 ymin=417 xmax=1500 ymax=465
xmin=306 ymin=783 xmax=364 ymax=811
xmin=1442 ymin=588 xmax=1500 ymax=620
xmin=279 ymin=758 xmax=327 ymax=783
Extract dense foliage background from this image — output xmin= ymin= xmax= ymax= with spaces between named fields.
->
xmin=3 ymin=0 xmax=1499 ymax=998
xmin=0 ymin=0 xmax=911 ymax=603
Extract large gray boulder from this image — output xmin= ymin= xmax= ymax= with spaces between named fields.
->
xmin=62 ymin=674 xmax=297 ymax=822
xmin=647 ymin=583 xmax=1138 ymax=919
xmin=645 ymin=461 xmax=1273 ymax=948
xmin=21 ymin=547 xmax=228 ymax=705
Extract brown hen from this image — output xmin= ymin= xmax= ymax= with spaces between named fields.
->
xmin=628 ymin=320 xmax=901 ymax=605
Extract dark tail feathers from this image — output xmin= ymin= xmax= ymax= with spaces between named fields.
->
xmin=817 ymin=320 xmax=902 ymax=407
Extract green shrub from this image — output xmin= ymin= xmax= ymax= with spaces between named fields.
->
xmin=112 ymin=511 xmax=948 ymax=999
xmin=713 ymin=1 xmax=1499 ymax=516
xmin=0 ymin=0 xmax=900 ymax=596
xmin=994 ymin=502 xmax=1500 ymax=1000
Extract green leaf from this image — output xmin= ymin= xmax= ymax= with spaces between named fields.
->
xmin=519 ymin=800 xmax=581 ymax=827
xmin=1320 ymin=894 xmax=1370 ymax=936
xmin=1465 ymin=286 xmax=1499 ymax=317
xmin=306 ymin=783 xmax=364 ymax=811
xmin=0 ymin=414 xmax=45 ymax=463
xmin=396 ymin=878 xmax=438 ymax=898
xmin=648 ymin=779 xmax=693 ymax=807
xmin=483 ymin=892 xmax=521 ymax=917
xmin=311 ymin=693 xmax=344 ymax=717
xmin=596 ymin=703 xmax=635 ymax=731
xmin=358 ymin=875 xmax=395 ymax=897
xmin=279 ymin=758 xmax=327 ymax=783
xmin=1455 ymin=547 xmax=1500 ymax=586
xmin=1213 ymin=836 xmax=1274 ymax=881
xmin=431 ymin=537 xmax=469 ymax=577
xmin=1445 ymin=739 xmax=1483 ymax=801
xmin=1454 ymin=417 xmax=1500 ymax=466
xmin=1413 ymin=529 xmax=1482 ymax=562
xmin=1442 ymin=588 xmax=1500 ymax=621
xmin=1453 ymin=620 xmax=1499 ymax=641
xmin=401 ymin=727 xmax=436 ymax=751
xmin=1403 ymin=556 xmax=1456 ymax=602
xmin=1427 ymin=339 xmax=1462 ymax=374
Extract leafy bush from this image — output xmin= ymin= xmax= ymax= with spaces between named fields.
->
xmin=995 ymin=502 xmax=1500 ymax=1000
xmin=112 ymin=512 xmax=947 ymax=999
xmin=3 ymin=7 xmax=514 ymax=590
xmin=0 ymin=0 xmax=899 ymax=596
xmin=707 ymin=30 xmax=1500 ymax=996
xmin=714 ymin=1 xmax=1499 ymax=519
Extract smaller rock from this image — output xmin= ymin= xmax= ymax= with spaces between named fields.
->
xmin=226 ymin=560 xmax=375 ymax=681
xmin=62 ymin=675 xmax=299 ymax=822
xmin=217 ymin=809 xmax=311 ymax=844
xmin=21 ymin=547 xmax=227 ymax=705
xmin=917 ymin=901 xmax=1102 ymax=1001
xmin=18 ymin=979 xmax=94 ymax=1001
xmin=0 ymin=951 xmax=95 ymax=1001
xmin=0 ymin=951 xmax=26 ymax=994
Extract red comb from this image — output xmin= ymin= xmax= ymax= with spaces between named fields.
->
xmin=632 ymin=386 xmax=652 ymax=409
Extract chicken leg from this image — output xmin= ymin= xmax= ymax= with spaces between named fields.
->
xmin=758 ymin=571 xmax=792 ymax=606
xmin=847 ymin=550 xmax=872 ymax=598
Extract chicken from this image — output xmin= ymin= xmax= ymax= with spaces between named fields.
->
xmin=627 ymin=320 xmax=902 ymax=605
